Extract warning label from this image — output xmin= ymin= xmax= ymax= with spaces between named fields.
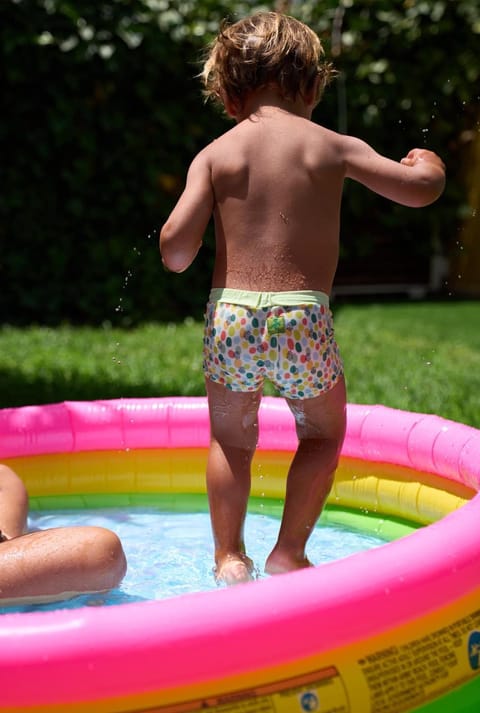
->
xmin=358 ymin=609 xmax=480 ymax=713
xmin=153 ymin=666 xmax=349 ymax=712
xmin=143 ymin=608 xmax=480 ymax=713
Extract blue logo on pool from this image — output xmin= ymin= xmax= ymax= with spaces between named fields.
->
xmin=300 ymin=691 xmax=319 ymax=712
xmin=468 ymin=631 xmax=480 ymax=670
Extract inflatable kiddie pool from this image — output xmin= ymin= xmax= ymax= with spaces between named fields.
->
xmin=0 ymin=396 xmax=479 ymax=713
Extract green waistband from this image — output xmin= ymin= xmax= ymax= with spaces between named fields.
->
xmin=208 ymin=288 xmax=330 ymax=309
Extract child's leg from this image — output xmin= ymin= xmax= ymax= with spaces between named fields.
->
xmin=0 ymin=526 xmax=126 ymax=604
xmin=265 ymin=376 xmax=347 ymax=575
xmin=205 ymin=378 xmax=262 ymax=585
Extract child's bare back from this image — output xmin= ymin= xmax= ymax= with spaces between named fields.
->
xmin=161 ymin=83 xmax=444 ymax=288
xmin=207 ymin=109 xmax=343 ymax=294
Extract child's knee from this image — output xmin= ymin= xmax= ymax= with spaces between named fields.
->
xmin=210 ymin=405 xmax=259 ymax=450
xmin=83 ymin=528 xmax=127 ymax=587
xmin=298 ymin=434 xmax=342 ymax=473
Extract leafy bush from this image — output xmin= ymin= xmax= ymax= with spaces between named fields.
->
xmin=1 ymin=1 xmax=479 ymax=325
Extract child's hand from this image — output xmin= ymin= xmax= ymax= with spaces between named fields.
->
xmin=400 ymin=148 xmax=445 ymax=172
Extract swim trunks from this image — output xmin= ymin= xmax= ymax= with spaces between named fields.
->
xmin=203 ymin=288 xmax=344 ymax=399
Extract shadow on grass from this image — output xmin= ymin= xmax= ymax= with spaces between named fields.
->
xmin=0 ymin=368 xmax=205 ymax=409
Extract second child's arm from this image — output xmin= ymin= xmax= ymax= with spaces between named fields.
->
xmin=160 ymin=150 xmax=214 ymax=273
xmin=0 ymin=464 xmax=28 ymax=539
xmin=341 ymin=137 xmax=446 ymax=208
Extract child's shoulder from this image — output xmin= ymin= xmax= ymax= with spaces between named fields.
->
xmin=197 ymin=118 xmax=350 ymax=165
xmin=188 ymin=132 xmax=232 ymax=167
xmin=195 ymin=124 xmax=244 ymax=164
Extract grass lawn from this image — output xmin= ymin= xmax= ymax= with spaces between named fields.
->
xmin=1 ymin=300 xmax=479 ymax=428
xmin=335 ymin=300 xmax=480 ymax=427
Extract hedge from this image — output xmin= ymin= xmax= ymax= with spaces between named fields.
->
xmin=1 ymin=0 xmax=479 ymax=325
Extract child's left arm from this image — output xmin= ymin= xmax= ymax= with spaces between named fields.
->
xmin=160 ymin=149 xmax=214 ymax=273
xmin=342 ymin=137 xmax=446 ymax=208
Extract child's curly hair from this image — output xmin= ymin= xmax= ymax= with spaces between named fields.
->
xmin=202 ymin=12 xmax=335 ymax=110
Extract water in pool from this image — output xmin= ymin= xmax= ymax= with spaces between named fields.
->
xmin=0 ymin=507 xmax=387 ymax=614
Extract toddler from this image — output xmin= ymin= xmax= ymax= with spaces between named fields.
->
xmin=160 ymin=12 xmax=445 ymax=585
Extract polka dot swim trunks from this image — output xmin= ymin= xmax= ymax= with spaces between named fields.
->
xmin=203 ymin=291 xmax=344 ymax=399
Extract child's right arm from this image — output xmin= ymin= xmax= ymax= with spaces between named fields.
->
xmin=160 ymin=149 xmax=214 ymax=273
xmin=341 ymin=136 xmax=446 ymax=207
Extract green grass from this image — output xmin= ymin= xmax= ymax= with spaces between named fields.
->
xmin=1 ymin=301 xmax=479 ymax=427
xmin=0 ymin=319 xmax=206 ymax=407
xmin=335 ymin=300 xmax=480 ymax=427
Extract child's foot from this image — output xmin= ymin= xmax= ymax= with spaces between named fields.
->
xmin=214 ymin=554 xmax=256 ymax=586
xmin=265 ymin=549 xmax=313 ymax=576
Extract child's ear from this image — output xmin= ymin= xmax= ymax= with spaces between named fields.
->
xmin=304 ymin=74 xmax=322 ymax=107
xmin=221 ymin=90 xmax=241 ymax=119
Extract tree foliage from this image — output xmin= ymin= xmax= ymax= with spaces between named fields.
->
xmin=1 ymin=0 xmax=479 ymax=325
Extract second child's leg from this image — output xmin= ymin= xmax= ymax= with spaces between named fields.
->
xmin=205 ymin=378 xmax=262 ymax=585
xmin=0 ymin=526 xmax=127 ymax=605
xmin=265 ymin=376 xmax=347 ymax=575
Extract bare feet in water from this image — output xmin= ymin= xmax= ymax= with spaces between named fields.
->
xmin=214 ymin=554 xmax=256 ymax=586
xmin=264 ymin=549 xmax=313 ymax=576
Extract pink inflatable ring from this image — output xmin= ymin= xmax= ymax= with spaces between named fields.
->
xmin=0 ymin=396 xmax=479 ymax=713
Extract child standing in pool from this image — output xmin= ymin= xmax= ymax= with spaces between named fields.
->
xmin=160 ymin=12 xmax=445 ymax=585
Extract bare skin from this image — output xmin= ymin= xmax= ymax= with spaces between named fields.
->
xmin=160 ymin=83 xmax=445 ymax=585
xmin=205 ymin=381 xmax=261 ymax=585
xmin=0 ymin=464 xmax=127 ymax=605
xmin=160 ymin=85 xmax=446 ymax=282
xmin=0 ymin=463 xmax=29 ymax=540
xmin=206 ymin=376 xmax=346 ymax=583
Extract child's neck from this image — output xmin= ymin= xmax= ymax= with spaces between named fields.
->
xmin=236 ymin=87 xmax=313 ymax=123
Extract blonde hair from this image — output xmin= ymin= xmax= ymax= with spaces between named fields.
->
xmin=202 ymin=12 xmax=334 ymax=110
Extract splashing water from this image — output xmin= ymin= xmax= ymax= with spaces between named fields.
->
xmin=0 ymin=507 xmax=387 ymax=614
